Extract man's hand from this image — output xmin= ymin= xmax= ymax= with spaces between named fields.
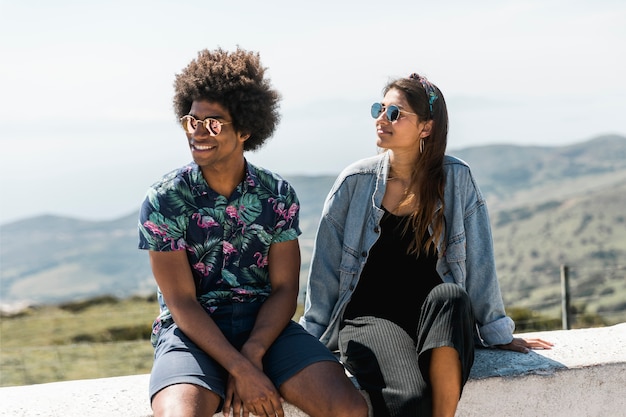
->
xmin=222 ymin=366 xmax=284 ymax=417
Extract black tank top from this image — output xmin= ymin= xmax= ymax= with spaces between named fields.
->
xmin=343 ymin=207 xmax=443 ymax=339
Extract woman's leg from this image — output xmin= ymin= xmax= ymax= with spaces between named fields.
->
xmin=339 ymin=316 xmax=426 ymax=417
xmin=417 ymin=283 xmax=476 ymax=417
xmin=430 ymin=346 xmax=462 ymax=417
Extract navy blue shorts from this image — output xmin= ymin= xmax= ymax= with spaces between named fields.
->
xmin=149 ymin=302 xmax=338 ymax=402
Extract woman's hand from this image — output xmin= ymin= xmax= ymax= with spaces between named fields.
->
xmin=496 ymin=337 xmax=554 ymax=353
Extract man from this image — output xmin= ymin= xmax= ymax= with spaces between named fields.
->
xmin=138 ymin=47 xmax=368 ymax=417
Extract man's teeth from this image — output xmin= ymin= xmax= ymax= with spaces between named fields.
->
xmin=194 ymin=144 xmax=214 ymax=150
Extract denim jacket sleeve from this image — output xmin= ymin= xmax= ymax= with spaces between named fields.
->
xmin=440 ymin=156 xmax=515 ymax=346
xmin=299 ymin=154 xmax=386 ymax=351
xmin=299 ymin=175 xmax=353 ymax=350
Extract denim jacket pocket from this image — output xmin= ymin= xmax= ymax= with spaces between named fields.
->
xmin=338 ymin=267 xmax=358 ymax=293
xmin=443 ymin=234 xmax=467 ymax=285
xmin=338 ymin=247 xmax=360 ymax=293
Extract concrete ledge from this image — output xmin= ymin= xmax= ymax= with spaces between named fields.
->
xmin=0 ymin=323 xmax=624 ymax=417
xmin=458 ymin=323 xmax=626 ymax=417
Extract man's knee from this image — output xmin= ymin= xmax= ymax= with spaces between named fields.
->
xmin=332 ymin=390 xmax=370 ymax=417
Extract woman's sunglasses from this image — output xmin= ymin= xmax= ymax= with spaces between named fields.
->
xmin=180 ymin=115 xmax=232 ymax=136
xmin=370 ymin=102 xmax=417 ymax=122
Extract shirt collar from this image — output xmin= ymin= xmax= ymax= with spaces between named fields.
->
xmin=187 ymin=160 xmax=257 ymax=198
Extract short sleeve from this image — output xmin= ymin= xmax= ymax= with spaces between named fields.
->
xmin=138 ymin=184 xmax=190 ymax=252
xmin=271 ymin=179 xmax=301 ymax=244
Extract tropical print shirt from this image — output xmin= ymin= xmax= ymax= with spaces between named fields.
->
xmin=138 ymin=160 xmax=301 ymax=337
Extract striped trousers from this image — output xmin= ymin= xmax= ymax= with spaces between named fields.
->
xmin=338 ymin=283 xmax=475 ymax=417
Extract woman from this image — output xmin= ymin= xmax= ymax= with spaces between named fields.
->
xmin=299 ymin=73 xmax=552 ymax=417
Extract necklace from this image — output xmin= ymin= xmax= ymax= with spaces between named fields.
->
xmin=387 ymin=166 xmax=411 ymax=182
xmin=387 ymin=176 xmax=411 ymax=188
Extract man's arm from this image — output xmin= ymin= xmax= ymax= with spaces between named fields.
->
xmin=240 ymin=238 xmax=301 ymax=363
xmin=148 ymin=250 xmax=284 ymax=416
xmin=222 ymin=239 xmax=300 ymax=416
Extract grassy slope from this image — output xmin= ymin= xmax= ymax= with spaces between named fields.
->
xmin=492 ymin=179 xmax=626 ymax=323
xmin=0 ymin=296 xmax=306 ymax=387
xmin=0 ymin=296 xmax=157 ymax=386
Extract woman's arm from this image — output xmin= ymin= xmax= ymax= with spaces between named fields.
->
xmin=462 ymin=202 xmax=516 ymax=346
xmin=460 ymin=172 xmax=553 ymax=351
xmin=299 ymin=210 xmax=343 ymax=341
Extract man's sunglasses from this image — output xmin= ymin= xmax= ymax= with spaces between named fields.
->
xmin=180 ymin=115 xmax=232 ymax=136
xmin=370 ymin=102 xmax=417 ymax=122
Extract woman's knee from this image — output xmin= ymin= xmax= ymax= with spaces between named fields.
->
xmin=428 ymin=283 xmax=470 ymax=308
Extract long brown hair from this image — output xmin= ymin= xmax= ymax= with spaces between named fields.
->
xmin=383 ymin=75 xmax=448 ymax=256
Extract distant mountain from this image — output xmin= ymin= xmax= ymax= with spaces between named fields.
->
xmin=2 ymin=135 xmax=625 ymax=322
xmin=450 ymin=134 xmax=626 ymax=210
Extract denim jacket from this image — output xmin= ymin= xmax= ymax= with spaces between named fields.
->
xmin=299 ymin=151 xmax=515 ymax=350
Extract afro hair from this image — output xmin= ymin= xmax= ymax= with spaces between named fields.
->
xmin=173 ymin=47 xmax=281 ymax=151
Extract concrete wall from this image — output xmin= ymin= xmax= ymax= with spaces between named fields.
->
xmin=1 ymin=323 xmax=624 ymax=417
xmin=458 ymin=323 xmax=626 ymax=417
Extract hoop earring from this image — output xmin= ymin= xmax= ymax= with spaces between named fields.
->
xmin=420 ymin=137 xmax=425 ymax=154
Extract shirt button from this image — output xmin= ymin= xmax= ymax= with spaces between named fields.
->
xmin=361 ymin=251 xmax=367 ymax=257
xmin=374 ymin=227 xmax=380 ymax=233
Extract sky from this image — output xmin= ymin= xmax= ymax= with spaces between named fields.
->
xmin=0 ymin=0 xmax=625 ymax=225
